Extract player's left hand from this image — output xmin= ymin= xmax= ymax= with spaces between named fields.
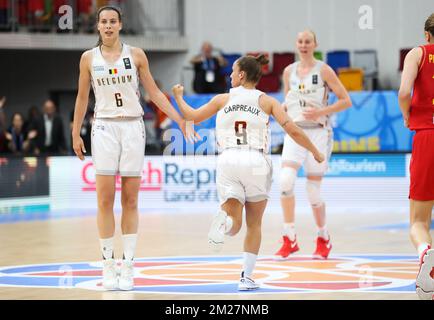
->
xmin=179 ymin=119 xmax=201 ymax=143
xmin=314 ymin=151 xmax=325 ymax=163
xmin=302 ymin=106 xmax=323 ymax=121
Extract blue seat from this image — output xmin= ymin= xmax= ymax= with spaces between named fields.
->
xmin=221 ymin=53 xmax=242 ymax=91
xmin=326 ymin=50 xmax=350 ymax=74
xmin=221 ymin=53 xmax=242 ymax=76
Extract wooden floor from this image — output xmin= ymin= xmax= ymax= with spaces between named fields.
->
xmin=0 ymin=208 xmax=429 ymax=300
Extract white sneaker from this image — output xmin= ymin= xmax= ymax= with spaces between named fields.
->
xmin=416 ymin=248 xmax=434 ymax=299
xmin=102 ymin=259 xmax=118 ymax=290
xmin=208 ymin=211 xmax=229 ymax=252
xmin=119 ymin=260 xmax=134 ymax=291
xmin=416 ymin=287 xmax=434 ymax=300
xmin=238 ymin=272 xmax=260 ymax=291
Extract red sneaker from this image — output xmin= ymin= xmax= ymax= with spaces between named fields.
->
xmin=274 ymin=236 xmax=299 ymax=260
xmin=415 ymin=246 xmax=434 ymax=300
xmin=313 ymin=236 xmax=332 ymax=260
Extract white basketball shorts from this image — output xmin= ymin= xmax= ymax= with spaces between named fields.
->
xmin=281 ymin=126 xmax=333 ymax=176
xmin=91 ymin=117 xmax=146 ymax=177
xmin=216 ymin=148 xmax=273 ymax=205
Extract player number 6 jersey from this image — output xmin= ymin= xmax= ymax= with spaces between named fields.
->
xmin=90 ymin=44 xmax=143 ymax=118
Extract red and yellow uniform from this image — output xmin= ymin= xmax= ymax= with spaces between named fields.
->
xmin=409 ymin=44 xmax=434 ymax=200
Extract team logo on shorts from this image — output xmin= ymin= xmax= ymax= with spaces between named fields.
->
xmin=0 ymin=254 xmax=419 ymax=295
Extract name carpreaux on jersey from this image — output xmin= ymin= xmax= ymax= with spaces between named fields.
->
xmin=91 ymin=44 xmax=143 ymax=118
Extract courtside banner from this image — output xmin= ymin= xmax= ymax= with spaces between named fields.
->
xmin=298 ymin=154 xmax=407 ymax=177
xmin=48 ymin=155 xmax=410 ymax=211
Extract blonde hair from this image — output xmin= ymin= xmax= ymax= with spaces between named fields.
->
xmin=298 ymin=29 xmax=317 ymax=45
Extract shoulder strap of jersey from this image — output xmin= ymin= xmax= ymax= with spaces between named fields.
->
xmin=418 ymin=45 xmax=426 ymax=72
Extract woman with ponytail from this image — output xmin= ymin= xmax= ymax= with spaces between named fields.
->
xmin=172 ymin=54 xmax=324 ymax=291
xmin=72 ymin=5 xmax=197 ymax=291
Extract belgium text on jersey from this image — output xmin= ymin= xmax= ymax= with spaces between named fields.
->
xmin=96 ymin=75 xmax=133 ymax=87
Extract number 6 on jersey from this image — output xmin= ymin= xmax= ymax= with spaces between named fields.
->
xmin=115 ymin=92 xmax=123 ymax=107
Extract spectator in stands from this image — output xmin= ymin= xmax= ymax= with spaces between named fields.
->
xmin=24 ymin=105 xmax=41 ymax=133
xmin=144 ymin=80 xmax=172 ymax=152
xmin=0 ymin=96 xmax=8 ymax=153
xmin=30 ymin=99 xmax=66 ymax=154
xmin=190 ymin=41 xmax=227 ymax=94
xmin=77 ymin=0 xmax=94 ymax=33
xmin=28 ymin=0 xmax=52 ymax=32
xmin=5 ymin=113 xmax=36 ymax=155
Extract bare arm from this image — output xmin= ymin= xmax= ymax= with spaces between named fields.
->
xmin=261 ymin=95 xmax=324 ymax=163
xmin=282 ymin=66 xmax=291 ymax=97
xmin=398 ymin=47 xmax=422 ymax=127
xmin=72 ymin=51 xmax=92 ymax=160
xmin=134 ymin=48 xmax=183 ymax=124
xmin=133 ymin=48 xmax=198 ymax=142
xmin=190 ymin=54 xmax=202 ymax=65
xmin=319 ymin=64 xmax=352 ymax=114
xmin=172 ymin=84 xmax=228 ymax=124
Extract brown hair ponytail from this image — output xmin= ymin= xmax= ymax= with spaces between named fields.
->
xmin=237 ymin=54 xmax=269 ymax=84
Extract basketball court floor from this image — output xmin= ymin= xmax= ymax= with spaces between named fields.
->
xmin=0 ymin=208 xmax=430 ymax=300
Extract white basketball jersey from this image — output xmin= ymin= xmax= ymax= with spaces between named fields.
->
xmin=285 ymin=60 xmax=329 ymax=127
xmin=216 ymin=86 xmax=270 ymax=153
xmin=91 ymin=44 xmax=143 ymax=118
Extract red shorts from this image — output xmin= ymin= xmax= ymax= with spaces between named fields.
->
xmin=409 ymin=129 xmax=434 ymax=200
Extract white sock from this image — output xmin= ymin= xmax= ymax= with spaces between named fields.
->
xmin=122 ymin=234 xmax=137 ymax=261
xmin=417 ymin=243 xmax=431 ymax=260
xmin=318 ymin=226 xmax=329 ymax=240
xmin=283 ymin=223 xmax=296 ymax=241
xmin=100 ymin=237 xmax=114 ymax=260
xmin=242 ymin=252 xmax=257 ymax=278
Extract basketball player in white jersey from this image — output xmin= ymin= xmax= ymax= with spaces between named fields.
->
xmin=172 ymin=55 xmax=324 ymax=290
xmin=274 ymin=30 xmax=352 ymax=260
xmin=72 ymin=6 xmax=197 ymax=291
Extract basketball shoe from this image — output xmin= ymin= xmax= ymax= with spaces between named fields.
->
xmin=313 ymin=236 xmax=332 ymax=259
xmin=274 ymin=236 xmax=299 ymax=260
xmin=102 ymin=258 xmax=118 ymax=290
xmin=415 ymin=247 xmax=434 ymax=300
xmin=238 ymin=271 xmax=260 ymax=291
xmin=208 ymin=210 xmax=231 ymax=252
xmin=119 ymin=260 xmax=134 ymax=291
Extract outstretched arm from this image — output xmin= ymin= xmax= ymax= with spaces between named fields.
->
xmin=262 ymin=95 xmax=324 ymax=163
xmin=172 ymin=84 xmax=228 ymax=124
xmin=398 ymin=47 xmax=422 ymax=128
xmin=133 ymin=48 xmax=198 ymax=142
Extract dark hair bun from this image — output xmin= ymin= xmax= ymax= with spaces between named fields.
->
xmin=255 ymin=54 xmax=269 ymax=66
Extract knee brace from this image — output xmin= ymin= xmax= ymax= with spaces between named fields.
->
xmin=306 ymin=180 xmax=323 ymax=207
xmin=280 ymin=167 xmax=297 ymax=197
